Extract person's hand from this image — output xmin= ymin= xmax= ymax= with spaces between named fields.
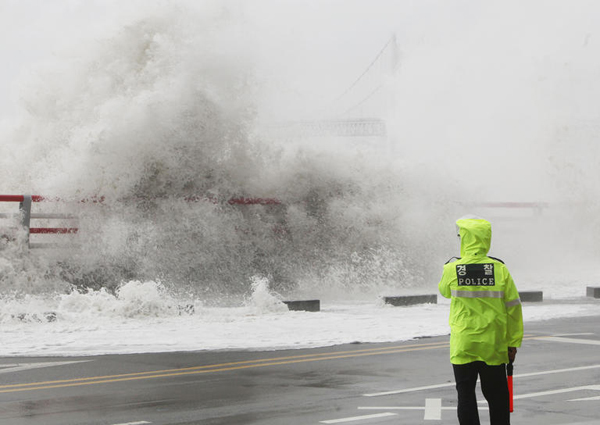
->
xmin=508 ymin=347 xmax=517 ymax=363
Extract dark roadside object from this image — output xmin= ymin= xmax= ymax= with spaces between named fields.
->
xmin=507 ymin=361 xmax=514 ymax=413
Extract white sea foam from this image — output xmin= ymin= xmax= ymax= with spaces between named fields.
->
xmin=0 ymin=278 xmax=598 ymax=357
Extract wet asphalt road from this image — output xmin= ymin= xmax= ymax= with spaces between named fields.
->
xmin=0 ymin=310 xmax=599 ymax=425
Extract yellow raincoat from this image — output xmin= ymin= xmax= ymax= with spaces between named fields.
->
xmin=439 ymin=218 xmax=523 ymax=365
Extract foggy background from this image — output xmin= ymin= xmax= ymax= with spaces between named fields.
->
xmin=0 ymin=0 xmax=598 ymax=301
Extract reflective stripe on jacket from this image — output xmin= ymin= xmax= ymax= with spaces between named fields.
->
xmin=439 ymin=218 xmax=524 ymax=365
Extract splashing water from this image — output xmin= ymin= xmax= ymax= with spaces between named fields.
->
xmin=244 ymin=275 xmax=287 ymax=314
xmin=0 ymin=3 xmax=463 ymax=309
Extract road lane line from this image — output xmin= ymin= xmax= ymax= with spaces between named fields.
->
xmin=364 ymin=382 xmax=454 ymax=397
xmin=477 ymin=384 xmax=600 ymax=403
xmin=320 ymin=412 xmax=397 ymax=423
xmin=363 ymin=334 xmax=562 ymax=397
xmin=539 ymin=336 xmax=600 ymax=346
xmin=569 ymin=395 xmax=600 ymax=401
xmin=6 ymin=332 xmax=590 ymax=395
xmin=358 ymin=406 xmax=489 ymax=411
xmin=0 ymin=342 xmax=450 ymax=394
xmin=0 ymin=361 xmax=91 ymax=375
xmin=513 ymin=385 xmax=600 ymax=400
xmin=112 ymin=422 xmax=151 ymax=425
xmin=367 ymin=364 xmax=600 ymax=397
xmin=513 ymin=364 xmax=600 ymax=379
xmin=549 ymin=333 xmax=595 ymax=337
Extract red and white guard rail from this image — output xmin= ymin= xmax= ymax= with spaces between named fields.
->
xmin=0 ymin=195 xmax=78 ymax=248
xmin=0 ymin=194 xmax=282 ymax=249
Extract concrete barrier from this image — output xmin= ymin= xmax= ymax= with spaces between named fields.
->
xmin=519 ymin=291 xmax=543 ymax=302
xmin=383 ymin=294 xmax=437 ymax=307
xmin=283 ymin=300 xmax=320 ymax=312
xmin=586 ymin=287 xmax=600 ymax=298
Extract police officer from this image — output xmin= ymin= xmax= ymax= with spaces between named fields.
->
xmin=439 ymin=216 xmax=523 ymax=425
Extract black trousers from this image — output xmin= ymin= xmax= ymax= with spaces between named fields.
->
xmin=452 ymin=361 xmax=510 ymax=425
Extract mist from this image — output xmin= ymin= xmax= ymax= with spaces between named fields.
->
xmin=0 ymin=0 xmax=598 ymax=301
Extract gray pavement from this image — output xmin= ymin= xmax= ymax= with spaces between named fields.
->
xmin=0 ymin=313 xmax=599 ymax=424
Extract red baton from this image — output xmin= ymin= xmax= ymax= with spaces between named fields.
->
xmin=507 ymin=361 xmax=514 ymax=412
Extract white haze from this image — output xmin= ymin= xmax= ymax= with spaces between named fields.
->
xmin=0 ymin=0 xmax=598 ymax=355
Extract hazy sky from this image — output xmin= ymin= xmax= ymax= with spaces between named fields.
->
xmin=2 ymin=0 xmax=599 ymax=202
xmin=0 ymin=0 xmax=400 ymax=118
xmin=4 ymin=1 xmax=596 ymax=118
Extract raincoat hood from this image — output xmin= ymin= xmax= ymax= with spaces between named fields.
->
xmin=456 ymin=217 xmax=491 ymax=259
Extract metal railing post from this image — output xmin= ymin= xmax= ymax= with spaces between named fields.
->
xmin=19 ymin=195 xmax=32 ymax=248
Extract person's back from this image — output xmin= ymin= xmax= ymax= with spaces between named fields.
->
xmin=439 ymin=217 xmax=523 ymax=425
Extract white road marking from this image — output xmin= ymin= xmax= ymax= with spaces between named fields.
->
xmin=568 ymin=395 xmax=600 ymax=402
xmin=554 ymin=422 xmax=600 ymax=425
xmin=319 ymin=412 xmax=397 ymax=423
xmin=359 ymin=406 xmax=425 ymax=410
xmin=545 ymin=333 xmax=595 ymax=337
xmin=0 ymin=361 xmax=91 ymax=375
xmin=478 ymin=384 xmax=600 ymax=404
xmin=359 ymin=406 xmax=489 ymax=411
xmin=424 ymin=398 xmax=442 ymax=420
xmin=513 ymin=364 xmax=600 ymax=379
xmin=513 ymin=385 xmax=600 ymax=400
xmin=112 ymin=421 xmax=151 ymax=425
xmin=365 ymin=364 xmax=600 ymax=398
xmin=539 ymin=336 xmax=600 ymax=346
xmin=364 ymin=383 xmax=454 ymax=397
xmin=359 ymin=400 xmax=489 ymax=421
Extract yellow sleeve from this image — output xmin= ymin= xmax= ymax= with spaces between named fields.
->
xmin=504 ymin=271 xmax=524 ymax=348
xmin=438 ymin=264 xmax=453 ymax=299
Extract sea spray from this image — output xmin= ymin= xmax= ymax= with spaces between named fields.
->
xmin=244 ymin=275 xmax=287 ymax=314
xmin=0 ymin=280 xmax=190 ymax=324
xmin=61 ymin=280 xmax=180 ymax=319
xmin=0 ymin=3 xmax=459 ymax=303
